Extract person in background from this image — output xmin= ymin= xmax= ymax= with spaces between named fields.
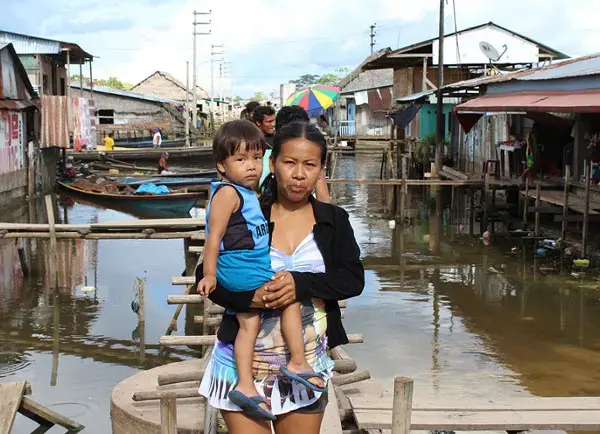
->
xmin=245 ymin=101 xmax=261 ymax=122
xmin=240 ymin=108 xmax=249 ymax=120
xmin=253 ymin=105 xmax=276 ymax=149
xmin=158 ymin=152 xmax=170 ymax=174
xmin=318 ymin=115 xmax=329 ymax=135
xmin=153 ymin=128 xmax=162 ymax=149
xmin=260 ymin=106 xmax=330 ymax=203
xmin=103 ymin=133 xmax=115 ymax=151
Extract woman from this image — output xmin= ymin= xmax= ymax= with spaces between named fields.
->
xmin=198 ymin=122 xmax=364 ymax=433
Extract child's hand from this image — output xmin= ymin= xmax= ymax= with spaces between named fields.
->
xmin=197 ymin=275 xmax=217 ymax=296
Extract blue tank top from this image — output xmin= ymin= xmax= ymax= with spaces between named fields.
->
xmin=206 ymin=181 xmax=273 ymax=292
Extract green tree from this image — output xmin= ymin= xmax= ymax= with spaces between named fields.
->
xmin=316 ymin=67 xmax=350 ymax=85
xmin=233 ymin=96 xmax=243 ymax=102
xmin=250 ymin=91 xmax=265 ymax=102
xmin=70 ymin=75 xmax=133 ymax=90
xmin=289 ymin=74 xmax=320 ymax=88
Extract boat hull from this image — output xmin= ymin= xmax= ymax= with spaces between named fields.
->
xmin=58 ymin=181 xmax=202 ymax=218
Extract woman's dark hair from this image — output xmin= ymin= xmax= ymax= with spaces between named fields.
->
xmin=261 ymin=121 xmax=327 ymax=204
xmin=212 ymin=120 xmax=266 ymax=165
xmin=275 ymin=106 xmax=309 ymax=131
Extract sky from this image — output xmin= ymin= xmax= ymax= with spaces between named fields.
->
xmin=1 ymin=0 xmax=599 ymax=98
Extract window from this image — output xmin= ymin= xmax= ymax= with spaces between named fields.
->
xmin=98 ymin=109 xmax=115 ymax=125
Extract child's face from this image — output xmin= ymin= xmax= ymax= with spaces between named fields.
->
xmin=217 ymin=145 xmax=264 ymax=189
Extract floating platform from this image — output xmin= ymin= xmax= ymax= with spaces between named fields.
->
xmin=111 ymin=359 xmax=206 ymax=434
xmin=67 ymin=146 xmax=213 ymax=162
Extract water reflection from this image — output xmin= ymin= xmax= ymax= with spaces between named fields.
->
xmin=333 ymin=155 xmax=600 ymax=404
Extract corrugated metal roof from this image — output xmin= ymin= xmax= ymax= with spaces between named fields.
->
xmin=0 ymin=31 xmax=61 ymax=55
xmin=0 ymin=100 xmax=37 ymax=110
xmin=70 ymin=84 xmax=180 ymax=104
xmin=396 ymin=90 xmax=436 ymax=103
xmin=0 ymin=30 xmax=93 ymax=60
xmin=519 ymin=55 xmax=600 ymax=81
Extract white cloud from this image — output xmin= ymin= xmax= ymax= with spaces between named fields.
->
xmin=3 ymin=0 xmax=600 ymax=97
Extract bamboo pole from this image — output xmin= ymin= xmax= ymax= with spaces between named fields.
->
xmin=158 ymin=370 xmax=205 ymax=387
xmin=583 ymin=160 xmax=591 ymax=257
xmin=391 ymin=377 xmax=413 ymax=434
xmin=523 ymin=182 xmax=529 ymax=225
xmin=45 ymin=195 xmax=58 ymax=287
xmin=331 ymin=369 xmax=370 ymax=386
xmin=561 ymin=165 xmax=570 ymax=240
xmin=0 ymin=231 xmax=203 ymax=240
xmin=535 ymin=184 xmax=541 ymax=236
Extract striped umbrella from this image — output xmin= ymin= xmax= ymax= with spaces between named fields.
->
xmin=285 ymin=85 xmax=340 ymax=113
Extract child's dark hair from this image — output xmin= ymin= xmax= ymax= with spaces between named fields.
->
xmin=212 ymin=120 xmax=266 ymax=165
xmin=261 ymin=121 xmax=327 ymax=205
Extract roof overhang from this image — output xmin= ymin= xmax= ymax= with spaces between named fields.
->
xmin=454 ymin=89 xmax=600 ymax=132
xmin=0 ymin=99 xmax=38 ymax=110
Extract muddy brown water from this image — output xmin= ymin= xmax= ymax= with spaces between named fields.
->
xmin=1 ymin=156 xmax=600 ymax=433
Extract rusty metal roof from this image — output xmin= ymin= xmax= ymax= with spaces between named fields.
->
xmin=0 ymin=99 xmax=37 ymax=110
xmin=0 ymin=30 xmax=93 ymax=62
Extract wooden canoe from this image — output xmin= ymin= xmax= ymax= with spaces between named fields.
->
xmin=57 ymin=181 xmax=202 ymax=218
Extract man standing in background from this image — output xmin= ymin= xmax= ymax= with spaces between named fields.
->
xmin=253 ymin=105 xmax=276 ymax=148
xmin=153 ymin=128 xmax=162 ymax=149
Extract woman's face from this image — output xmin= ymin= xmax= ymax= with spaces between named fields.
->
xmin=271 ymin=138 xmax=323 ymax=204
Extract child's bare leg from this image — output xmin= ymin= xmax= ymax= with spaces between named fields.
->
xmin=234 ymin=312 xmax=268 ymax=412
xmin=281 ymin=301 xmax=324 ymax=388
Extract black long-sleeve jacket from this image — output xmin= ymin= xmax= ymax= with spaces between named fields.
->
xmin=195 ymin=195 xmax=364 ymax=349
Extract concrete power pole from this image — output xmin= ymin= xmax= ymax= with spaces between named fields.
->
xmin=210 ymin=44 xmax=223 ymax=131
xmin=192 ymin=10 xmax=211 ymax=130
xmin=185 ymin=60 xmax=190 ymax=147
xmin=370 ymin=23 xmax=376 ymax=54
xmin=434 ymin=0 xmax=445 ymax=177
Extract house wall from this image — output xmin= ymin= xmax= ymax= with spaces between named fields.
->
xmin=393 ymin=66 xmax=470 ymax=99
xmin=72 ymin=89 xmax=185 ymax=134
xmin=0 ymin=109 xmax=27 ymax=205
xmin=132 ymin=74 xmax=187 ymax=102
xmin=456 ymin=113 xmax=509 ymax=174
xmin=432 ymin=25 xmax=540 ymax=65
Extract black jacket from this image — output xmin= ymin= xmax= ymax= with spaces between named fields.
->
xmin=195 ymin=196 xmax=364 ymax=349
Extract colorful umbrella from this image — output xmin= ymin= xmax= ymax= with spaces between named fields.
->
xmin=285 ymin=85 xmax=340 ymax=113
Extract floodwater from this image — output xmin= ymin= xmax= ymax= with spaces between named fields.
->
xmin=1 ymin=156 xmax=600 ymax=433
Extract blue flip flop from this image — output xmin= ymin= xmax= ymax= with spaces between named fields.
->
xmin=228 ymin=390 xmax=276 ymax=421
xmin=279 ymin=366 xmax=328 ymax=393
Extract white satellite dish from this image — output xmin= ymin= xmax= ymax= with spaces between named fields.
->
xmin=479 ymin=41 xmax=507 ymax=62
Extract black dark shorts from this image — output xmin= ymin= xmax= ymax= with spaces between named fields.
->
xmin=292 ymin=392 xmax=329 ymax=414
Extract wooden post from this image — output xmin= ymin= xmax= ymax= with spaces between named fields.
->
xmin=79 ymin=63 xmax=83 ymax=97
xmin=380 ymin=150 xmax=386 ymax=179
xmin=45 ymin=195 xmax=58 ymax=287
xmin=18 ymin=247 xmax=29 ymax=276
xmin=535 ymin=184 xmax=541 ymax=236
xmin=482 ymin=174 xmax=489 ymax=233
xmin=401 ymin=156 xmax=407 ymax=194
xmin=523 ymin=182 xmax=529 ymax=225
xmin=469 ymin=188 xmax=475 ymax=235
xmin=583 ymin=160 xmax=591 ymax=257
xmin=561 ymin=165 xmax=570 ymax=240
xmin=391 ymin=377 xmax=413 ymax=434
xmin=51 ymin=292 xmax=60 ymax=386
xmin=160 ymin=397 xmax=177 ymax=434
xmin=138 ymin=277 xmax=146 ymax=364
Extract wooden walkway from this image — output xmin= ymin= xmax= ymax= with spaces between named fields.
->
xmin=0 ymin=381 xmax=84 ymax=433
xmin=349 ymin=379 xmax=600 ymax=432
xmin=521 ymin=189 xmax=600 ymax=215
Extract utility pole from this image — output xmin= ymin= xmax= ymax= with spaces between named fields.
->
xmin=434 ymin=0 xmax=445 ymax=178
xmin=185 ymin=60 xmax=190 ymax=147
xmin=192 ymin=10 xmax=211 ymax=130
xmin=370 ymin=23 xmax=377 ymax=54
xmin=210 ymin=44 xmax=224 ymax=131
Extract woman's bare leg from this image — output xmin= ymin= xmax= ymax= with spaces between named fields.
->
xmin=273 ymin=411 xmax=324 ymax=434
xmin=234 ymin=312 xmax=268 ymax=412
xmin=222 ymin=410 xmax=272 ymax=434
xmin=280 ymin=302 xmax=324 ymax=388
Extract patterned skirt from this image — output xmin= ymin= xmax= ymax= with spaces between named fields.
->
xmin=199 ymin=299 xmax=334 ymax=415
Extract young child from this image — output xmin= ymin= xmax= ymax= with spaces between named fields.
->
xmin=197 ymin=120 xmax=326 ymax=421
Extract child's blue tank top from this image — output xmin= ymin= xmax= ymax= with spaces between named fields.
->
xmin=206 ymin=181 xmax=273 ymax=292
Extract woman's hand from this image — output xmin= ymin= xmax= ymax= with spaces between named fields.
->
xmin=263 ymin=271 xmax=297 ymax=309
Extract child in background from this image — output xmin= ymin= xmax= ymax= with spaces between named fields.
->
xmin=197 ymin=120 xmax=327 ymax=421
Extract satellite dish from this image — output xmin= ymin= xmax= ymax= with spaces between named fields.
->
xmin=479 ymin=41 xmax=508 ymax=62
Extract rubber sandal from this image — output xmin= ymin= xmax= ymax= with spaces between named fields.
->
xmin=279 ymin=366 xmax=328 ymax=393
xmin=228 ymin=390 xmax=276 ymax=421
